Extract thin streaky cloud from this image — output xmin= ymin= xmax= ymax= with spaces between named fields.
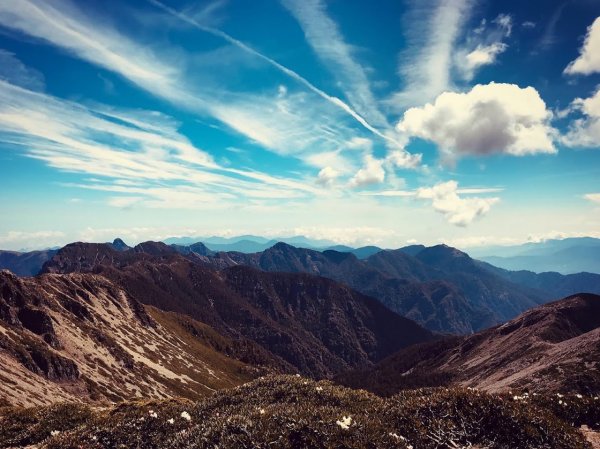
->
xmin=0 ymin=0 xmax=371 ymax=165
xmin=281 ymin=0 xmax=389 ymax=128
xmin=0 ymin=79 xmax=319 ymax=204
xmin=388 ymin=0 xmax=473 ymax=110
xmin=147 ymin=0 xmax=404 ymax=149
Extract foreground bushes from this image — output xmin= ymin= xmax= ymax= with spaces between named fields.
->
xmin=0 ymin=376 xmax=595 ymax=449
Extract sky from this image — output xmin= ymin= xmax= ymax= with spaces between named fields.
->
xmin=0 ymin=0 xmax=599 ymax=250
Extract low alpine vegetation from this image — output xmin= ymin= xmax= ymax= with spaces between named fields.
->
xmin=0 ymin=376 xmax=595 ymax=449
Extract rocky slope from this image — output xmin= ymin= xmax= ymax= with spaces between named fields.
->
xmin=337 ymin=293 xmax=600 ymax=396
xmin=1 ymin=376 xmax=596 ymax=449
xmin=42 ymin=242 xmax=434 ymax=377
xmin=0 ymin=269 xmax=274 ymax=407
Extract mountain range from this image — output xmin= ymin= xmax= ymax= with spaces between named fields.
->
xmin=39 ymin=241 xmax=433 ymax=377
xmin=467 ymin=237 xmax=600 ymax=274
xmin=192 ymin=241 xmax=600 ymax=334
xmin=2 ymin=238 xmax=600 ymax=335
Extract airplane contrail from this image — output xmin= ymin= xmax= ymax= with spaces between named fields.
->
xmin=147 ymin=0 xmax=402 ymax=147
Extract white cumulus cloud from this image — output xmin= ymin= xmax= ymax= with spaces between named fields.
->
xmin=564 ymin=17 xmax=600 ymax=75
xmin=385 ymin=150 xmax=422 ymax=170
xmin=562 ymin=87 xmax=600 ymax=147
xmin=464 ymin=43 xmax=507 ymax=73
xmin=396 ymin=82 xmax=556 ymax=161
xmin=349 ymin=154 xmax=385 ymax=187
xmin=416 ymin=180 xmax=500 ymax=226
xmin=316 ymin=166 xmax=340 ymax=186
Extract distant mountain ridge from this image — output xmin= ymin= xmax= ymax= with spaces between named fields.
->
xmin=164 ymin=235 xmax=383 ymax=256
xmin=467 ymin=237 xmax=600 ymax=274
xmin=0 ymin=249 xmax=58 ymax=276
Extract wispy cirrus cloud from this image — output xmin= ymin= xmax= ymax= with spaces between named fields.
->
xmin=147 ymin=0 xmax=403 ymax=149
xmin=387 ymin=0 xmax=473 ymax=110
xmin=281 ymin=0 xmax=388 ymax=128
xmin=0 ymin=0 xmax=374 ymax=167
xmin=0 ymin=79 xmax=319 ymax=208
xmin=455 ymin=14 xmax=512 ymax=81
xmin=0 ymin=49 xmax=45 ymax=91
xmin=0 ymin=0 xmax=427 ymax=200
xmin=584 ymin=193 xmax=600 ymax=204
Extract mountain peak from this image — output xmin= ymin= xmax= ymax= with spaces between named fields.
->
xmin=416 ymin=244 xmax=472 ymax=268
xmin=110 ymin=238 xmax=130 ymax=251
xmin=270 ymin=241 xmax=297 ymax=251
xmin=132 ymin=241 xmax=175 ymax=256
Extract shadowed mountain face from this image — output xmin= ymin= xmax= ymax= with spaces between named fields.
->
xmin=336 ymin=293 xmax=600 ymax=397
xmin=196 ymin=243 xmax=555 ymax=334
xmin=0 ymin=249 xmax=58 ymax=276
xmin=0 ymin=269 xmax=271 ymax=407
xmin=41 ymin=242 xmax=434 ymax=378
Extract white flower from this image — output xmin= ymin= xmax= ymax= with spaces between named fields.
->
xmin=316 ymin=386 xmax=323 ymax=392
xmin=181 ymin=411 xmax=191 ymax=421
xmin=336 ymin=416 xmax=352 ymax=430
xmin=389 ymin=432 xmax=406 ymax=440
xmin=50 ymin=430 xmax=60 ymax=437
xmin=167 ymin=418 xmax=175 ymax=424
xmin=259 ymin=408 xmax=265 ymax=415
xmin=576 ymin=394 xmax=583 ymax=399
xmin=148 ymin=410 xmax=158 ymax=418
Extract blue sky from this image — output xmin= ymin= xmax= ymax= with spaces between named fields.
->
xmin=0 ymin=0 xmax=599 ymax=250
